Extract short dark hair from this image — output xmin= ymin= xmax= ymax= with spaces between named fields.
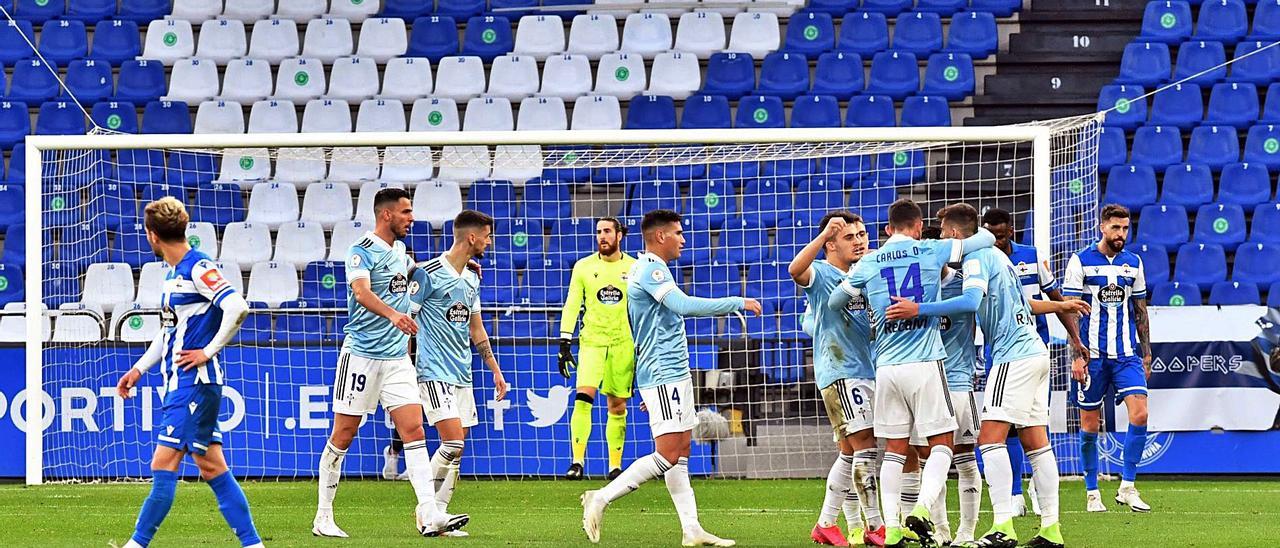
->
xmin=921 ymin=225 xmax=942 ymax=240
xmin=641 ymin=209 xmax=682 ymax=233
xmin=1100 ymin=203 xmax=1130 ymax=222
xmin=453 ymin=209 xmax=494 ymax=231
xmin=598 ymin=216 xmax=626 ymax=235
xmin=818 ymin=210 xmax=863 ymax=233
xmin=373 ymin=187 xmax=412 ymax=212
xmin=887 ymin=198 xmax=923 ymax=229
xmin=938 ymin=203 xmax=980 ymax=236
xmin=981 ymin=207 xmax=1012 ymax=227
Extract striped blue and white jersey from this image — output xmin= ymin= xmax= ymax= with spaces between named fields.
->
xmin=800 ymin=260 xmax=875 ymax=387
xmin=1008 ymin=241 xmax=1060 ymax=343
xmin=344 ymin=232 xmax=414 ymax=360
xmin=409 ymin=255 xmax=481 ymax=386
xmin=1061 ymin=245 xmax=1147 ymax=359
xmin=939 ymin=270 xmax=978 ymax=391
xmin=158 ymin=249 xmax=236 ymax=392
xmin=963 ymin=247 xmax=1048 ymax=365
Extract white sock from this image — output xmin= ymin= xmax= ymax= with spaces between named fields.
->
xmin=879 ymin=453 xmax=906 ymax=528
xmin=665 ymin=457 xmax=701 ymax=532
xmin=899 ymin=470 xmax=921 ymax=519
xmin=1027 ymin=446 xmax=1060 ymax=528
xmin=980 ymin=443 xmax=1014 ymax=523
xmin=317 ymin=442 xmax=347 ymax=511
xmin=954 ymin=452 xmax=981 ymax=541
xmin=820 ymin=454 xmax=855 ymax=527
xmin=436 ymin=463 xmax=460 ymax=513
xmin=918 ymin=446 xmax=954 ymax=510
xmin=402 ymin=440 xmax=439 ymax=511
xmin=430 ymin=440 xmax=464 ymax=509
xmin=843 ymin=485 xmax=865 ymax=531
xmin=929 ymin=483 xmax=949 ymax=534
xmin=853 ymin=449 xmax=883 ymax=529
xmin=599 ymin=452 xmax=672 ymax=504
xmin=1119 ymin=479 xmax=1135 ymax=490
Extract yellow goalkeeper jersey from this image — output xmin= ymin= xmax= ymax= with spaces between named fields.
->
xmin=559 ymin=252 xmax=637 ymax=347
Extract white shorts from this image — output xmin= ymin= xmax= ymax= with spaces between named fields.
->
xmin=639 ymin=378 xmax=698 ymax=437
xmin=981 ymin=354 xmax=1051 ymax=428
xmin=874 ymin=360 xmax=957 ymax=441
xmin=332 ymin=351 xmax=419 ymax=416
xmin=420 ymin=380 xmax=479 ymax=428
xmin=910 ymin=391 xmax=978 ymax=447
xmin=821 ymin=378 xmax=876 ymax=441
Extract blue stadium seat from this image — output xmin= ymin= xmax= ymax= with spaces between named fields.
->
xmin=1174 ymin=242 xmax=1227 ymax=285
xmin=138 ymin=182 xmax=184 ymax=205
xmin=874 ymin=149 xmax=927 ymax=186
xmin=946 ymin=10 xmax=997 ymax=59
xmin=866 ymin=51 xmax=920 ymax=100
xmin=1194 ymin=0 xmax=1249 ymax=46
xmin=592 ymin=149 xmax=652 ymax=186
xmin=547 ymin=217 xmax=594 ymax=261
xmin=917 ymin=0 xmax=968 ymax=15
xmin=166 ymin=150 xmax=216 ymax=187
xmin=404 ymin=221 xmax=438 ymax=259
xmin=680 ymin=94 xmax=731 ymax=129
xmin=811 ymin=52 xmax=864 ymax=100
xmin=467 ymin=179 xmax=517 ymax=220
xmin=762 ymin=156 xmax=817 ymax=186
xmin=117 ymin=148 xmax=165 ymax=184
xmin=15 ymin=0 xmax=66 ymax=23
xmin=189 ymin=183 xmax=246 ymax=229
xmin=64 ymin=60 xmax=113 ymax=105
xmin=462 ymin=15 xmax=513 ymax=62
xmin=625 ymin=94 xmax=676 ymax=129
xmin=791 ymin=94 xmax=842 ymax=128
xmin=720 ymin=217 xmax=770 ymax=265
xmin=66 ymin=0 xmax=116 ymax=22
xmin=1141 ymin=1 xmax=1194 ymax=44
xmin=1103 ymin=165 xmax=1157 ymax=211
xmin=1233 ymin=242 xmax=1280 ymax=286
xmin=524 ymin=257 xmax=571 ymax=306
xmin=275 ymin=306 xmax=327 ymax=345
xmin=407 ymin=16 xmax=459 ymax=61
xmin=921 ymin=52 xmax=975 ymax=100
xmin=1194 ymin=202 xmax=1247 ymax=250
xmin=36 ymin=101 xmax=86 ymax=135
xmin=1149 ymin=83 xmax=1202 ymax=130
xmin=901 ymin=95 xmax=951 ymax=127
xmin=37 ymin=20 xmax=87 ymax=65
xmin=1151 ymin=281 xmax=1202 ymax=305
xmin=1253 ymin=0 xmax=1280 ymax=40
xmin=141 ymin=100 xmax=192 ymax=134
xmin=837 ymin=12 xmax=888 ymax=56
xmin=795 ymin=177 xmax=847 ymax=216
xmin=478 ymin=257 xmax=520 ymax=305
xmin=114 ymin=60 xmax=167 ymax=104
xmin=91 ymin=101 xmax=138 ymax=133
xmin=1117 ymin=42 xmax=1171 ymax=86
xmin=893 ymin=12 xmax=943 ymax=57
xmin=496 ymin=218 xmax=544 ymax=269
xmin=118 ymin=0 xmax=171 ymax=22
xmin=8 ymin=60 xmax=60 ymax=103
xmin=1173 ymin=40 xmax=1227 ymax=85
xmin=741 ymin=178 xmax=794 ymax=228
xmin=382 ymin=0 xmax=434 ymax=18
xmin=1244 ymin=124 xmax=1280 ymax=169
xmin=4 ymin=143 xmax=22 ymax=184
xmin=109 ymin=224 xmax=151 ymax=269
xmin=522 ymin=178 xmax=571 ymax=221
xmin=44 ymin=261 xmax=86 ymax=307
xmin=862 ymin=0 xmax=915 ymax=16
xmin=1208 ymin=280 xmax=1259 ymax=305
xmin=743 ymin=262 xmax=794 ymax=310
xmin=1264 ymin=83 xmax=1280 ymax=122
xmin=676 ymin=217 xmax=712 ymax=267
xmin=488 ymin=0 xmax=539 ymax=15
xmin=784 ymin=11 xmax=835 ymax=55
xmin=1134 ymin=243 xmax=1170 ymax=283
xmin=708 ymin=159 xmax=760 ymax=181
xmin=1253 ymin=202 xmax=1280 ymax=243
xmin=702 ymin=52 xmax=755 ymax=100
xmin=1137 ymin=204 xmax=1189 ymax=247
xmin=0 ymin=20 xmax=35 ymax=65
xmin=807 ymin=0 xmax=861 ymax=15
xmin=1098 ymin=126 xmax=1128 ymax=171
xmin=1 ymin=224 xmax=23 ymax=266
xmin=0 ymin=102 xmax=29 ymax=148
xmin=90 ymin=20 xmax=140 ymax=66
xmin=235 ymin=312 xmax=273 ymax=345
xmin=757 ymin=52 xmax=810 ymax=100
xmin=436 ymin=0 xmax=486 ymax=19
xmin=687 ymin=179 xmax=737 ymax=229
xmin=301 ymin=262 xmax=346 ymax=307
xmin=1160 ymin=164 xmax=1214 ymax=209
xmin=0 ymin=262 xmax=23 ymax=305
xmin=1205 ymin=82 xmax=1259 ymax=128
xmin=1230 ymin=40 xmax=1280 ymax=84
xmin=1130 ymin=126 xmax=1183 ymax=171
xmin=1219 ymin=162 xmax=1273 ymax=207
xmin=52 ymin=224 xmax=109 ymax=271
xmin=497 ymin=312 xmax=552 ymax=338
xmin=970 ymin=0 xmax=1021 ymax=17
xmin=726 ymin=297 xmax=775 ymax=340
xmin=0 ymin=184 xmax=22 ymax=229
xmin=1187 ymin=125 xmax=1240 ymax=171
xmin=736 ymin=95 xmax=785 ymax=129
xmin=1097 ymin=84 xmax=1148 ymax=130
xmin=626 ymin=180 xmax=681 ymax=218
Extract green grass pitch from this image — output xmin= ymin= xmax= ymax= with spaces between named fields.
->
xmin=2 ymin=478 xmax=1277 ymax=546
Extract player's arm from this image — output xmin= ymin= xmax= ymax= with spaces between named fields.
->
xmin=116 ymin=331 xmax=165 ymax=399
xmin=1038 ymin=251 xmax=1090 ymax=358
xmin=177 ymin=261 xmax=251 ymax=370
xmin=938 ymin=228 xmax=997 ymax=263
xmin=886 ymin=257 xmax=989 ymax=320
xmin=1132 ymin=260 xmax=1152 ymax=376
xmin=1028 ymin=297 xmax=1089 ymax=316
xmin=640 ymin=264 xmax=761 ymax=316
xmin=469 ymin=310 xmax=508 ymax=400
xmin=556 ymin=261 xmax=586 ymax=378
xmin=349 ymin=247 xmax=416 ymax=336
xmin=827 ymin=262 xmax=868 ymax=312
xmin=1059 ymin=253 xmax=1090 ymax=380
xmin=789 ymin=217 xmax=846 ymax=287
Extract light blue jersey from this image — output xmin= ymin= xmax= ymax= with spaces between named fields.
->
xmin=962 ymin=247 xmax=1048 ymax=365
xmin=158 ymin=250 xmax=236 ymax=392
xmin=629 ymin=252 xmax=745 ymax=389
xmin=939 ymin=270 xmax=978 ymax=391
xmin=801 ymin=260 xmax=874 ymax=388
xmin=344 ymin=232 xmax=414 ymax=360
xmin=409 ymin=255 xmax=481 ymax=385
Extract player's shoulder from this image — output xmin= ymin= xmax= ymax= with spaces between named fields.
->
xmin=1117 ymin=248 xmax=1144 ymax=267
xmin=178 ymin=249 xmax=213 ymax=275
xmin=572 ymin=254 xmax=597 ymax=270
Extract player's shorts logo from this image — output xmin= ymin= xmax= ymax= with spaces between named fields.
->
xmin=445 ymin=302 xmax=470 ymax=323
xmin=1098 ymin=284 xmax=1126 ymax=306
xmin=389 ymin=273 xmax=408 ymax=294
xmin=597 ymin=285 xmax=623 ymax=305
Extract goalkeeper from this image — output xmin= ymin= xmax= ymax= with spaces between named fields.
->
xmin=558 ymin=217 xmax=637 ymax=480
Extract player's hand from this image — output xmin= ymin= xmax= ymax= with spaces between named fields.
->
xmin=742 ymin=298 xmax=763 ymax=316
xmin=492 ymin=371 xmax=509 ymax=401
xmin=116 ymin=369 xmax=141 ymax=399
xmin=1071 ymin=342 xmax=1090 ymax=363
xmin=176 ymin=349 xmax=211 ymax=370
xmin=557 ymin=338 xmax=577 ymax=379
xmin=820 ymin=217 xmax=847 ymax=240
xmin=884 ymin=296 xmax=921 ymax=320
xmin=466 ymin=260 xmax=483 ymax=279
xmin=1060 ymin=300 xmax=1091 ymax=315
xmin=1071 ymin=357 xmax=1088 ymax=383
xmin=1143 ymin=354 xmax=1153 ymax=379
xmin=391 ymin=312 xmax=418 ymax=336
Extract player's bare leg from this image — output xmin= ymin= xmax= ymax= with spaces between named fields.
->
xmin=1115 ymin=394 xmax=1152 ymax=512
xmin=393 ymin=406 xmax=468 ymax=537
xmin=314 ymin=413 xmax=361 ymax=538
xmin=428 ymin=417 xmax=470 ymax=536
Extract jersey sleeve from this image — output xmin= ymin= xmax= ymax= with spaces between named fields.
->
xmin=190 ymin=259 xmax=236 ymax=306
xmin=844 ymin=259 xmax=872 ymax=290
xmin=346 ymin=245 xmax=375 ymax=282
xmin=470 ymin=274 xmax=482 ymax=314
xmin=929 ymin=239 xmax=965 ymax=268
xmin=1036 ymin=250 xmax=1060 ymax=293
xmin=634 ymin=261 xmax=679 ymax=303
xmin=961 ymin=254 xmax=991 ymax=296
xmin=1131 ymin=257 xmax=1147 ymax=299
xmin=407 ymin=266 xmax=430 ymax=315
xmin=1061 ymin=254 xmax=1085 ymax=298
xmin=559 ymin=260 xmax=587 ymax=338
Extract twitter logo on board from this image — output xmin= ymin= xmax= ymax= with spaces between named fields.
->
xmin=526 ymin=385 xmax=573 ymax=427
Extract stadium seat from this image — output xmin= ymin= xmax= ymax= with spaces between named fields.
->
xmin=299 ymin=182 xmax=354 ymax=229
xmin=80 ymin=262 xmax=135 ymax=312
xmin=1244 ymin=124 xmax=1280 ymax=169
xmin=675 ymin=217 xmax=713 ymax=267
xmin=328 ymin=219 xmax=372 ymax=261
xmin=247 ymin=99 xmax=299 ymax=133
xmin=1230 ymin=40 xmax=1280 ymax=84
xmin=510 ymin=14 xmax=565 ymax=60
xmin=570 ymin=95 xmax=622 ymax=130
xmin=462 ymin=15 xmax=514 ymax=62
xmin=1208 ymin=280 xmax=1259 ymax=305
xmin=301 ymin=98 xmax=352 ymax=133
xmin=328 ymin=145 xmax=381 ymax=182
xmin=277 ymin=0 xmax=327 ymax=23
xmin=381 ymin=0 xmax=433 ymax=18
xmin=189 ymin=182 xmax=247 ymax=229
xmin=218 ymin=147 xmax=271 ymax=183
xmin=538 ymin=53 xmax=591 ymax=101
xmin=791 ymin=94 xmax=842 ymax=128
xmin=626 ymin=180 xmax=681 ymax=218
xmin=1254 ymin=0 xmax=1280 ymax=40
xmin=1137 ymin=204 xmax=1189 ymax=247
xmin=218 ymin=62 xmax=273 ymax=103
xmin=407 ymin=15 xmax=458 ymax=61
xmin=1097 ymin=84 xmax=1148 ymax=130
xmin=222 ymin=0 xmax=272 ymax=22
xmin=348 ymin=182 xmax=400 ymax=223
xmin=947 ymin=11 xmax=997 ymax=59
xmin=63 ymin=60 xmax=113 ymax=105
xmin=862 ymin=0 xmax=914 ymax=17
xmin=274 ymin=221 xmax=327 ymax=270
xmin=517 ymin=96 xmax=568 ymax=131
xmin=1117 ymin=42 xmax=1171 ymax=87
xmin=412 ymin=180 xmax=462 ymax=228
xmin=1265 ymin=83 xmax=1280 ymax=122
xmin=8 ymin=60 xmax=60 ymax=104
xmin=119 ymin=0 xmax=170 ymax=22
xmin=493 ymin=218 xmax=543 ymax=269
xmin=679 ymin=94 xmax=730 ymax=129
xmin=969 ymin=0 xmax=1020 ymax=17
xmin=90 ymin=102 xmax=137 ymax=135
xmin=686 ymin=179 xmax=738 ymax=229
xmin=302 ymin=18 xmax=355 ymax=64
xmin=434 ymin=56 xmax=487 ymax=102
xmin=892 ymin=12 xmax=943 ymax=57
xmin=300 ymin=261 xmax=347 ymax=307
xmin=466 ymin=178 xmax=517 ymax=220
xmin=408 ymin=97 xmax=459 ymax=131
xmin=1233 ymin=241 xmax=1280 ymax=286
xmin=522 ymin=257 xmax=572 ymax=306
xmin=462 ymin=96 xmax=514 ymax=131
xmin=196 ymin=19 xmax=247 ymax=65
xmin=50 ymin=302 xmax=100 ymax=342
xmin=436 ymin=0 xmax=485 ymax=19
xmin=1134 ymin=243 xmax=1170 ymax=283
xmin=686 ymin=263 xmax=739 ymax=304
xmin=673 ymin=11 xmax=725 ymax=59
xmin=184 ymin=221 xmax=219 ymax=258
xmin=595 ymin=52 xmax=647 ymax=100
xmin=349 ymin=18 xmax=406 ymax=62
xmin=736 ymin=95 xmax=786 ymax=129
xmin=1194 ymin=202 xmax=1247 ymax=250
xmin=487 ymin=54 xmax=540 ymax=102
xmin=783 ymin=11 xmax=835 ymax=55
xmin=35 ymin=101 xmax=86 ymax=136
xmin=4 ymin=144 xmax=23 ymax=183
xmin=108 ymin=60 xmax=162 ymax=105
xmin=807 ymin=0 xmax=860 ymax=15
xmin=0 ymin=183 xmax=20 ymax=227
xmin=1173 ymin=40 xmax=1228 ymax=85
xmin=36 ymin=20 xmax=87 ymax=66
xmin=567 ymin=13 xmax=619 ymax=60
xmin=701 ymin=52 xmax=755 ymax=100
xmin=1151 ymin=281 xmax=1202 ymax=305
xmin=169 ymin=0 xmax=221 ymax=22
xmin=1174 ymin=242 xmax=1228 ymax=286
xmin=165 ymin=59 xmax=221 ymax=104
xmin=727 ymin=11 xmax=780 ymax=59
xmin=0 ymin=20 xmax=34 ymax=65
xmin=0 ymin=102 xmax=28 ymax=149
xmin=1219 ymin=162 xmax=1273 ymax=207
xmin=326 ymin=57 xmax=381 ymax=103
xmin=0 ymin=263 xmax=23 ymax=306
xmin=625 ymin=94 xmax=677 ymax=129
xmin=846 ymin=94 xmax=896 ymax=127
xmin=142 ymin=19 xmax=195 ymax=65
xmin=619 ymin=12 xmax=672 ymax=58
xmin=834 ymin=11 xmax=887 ymax=56
xmin=402 ymin=220 xmax=437 ymax=258
xmin=273 ymin=57 xmax=327 ymax=102
xmin=356 ymin=98 xmax=406 ymax=132
xmin=109 ymin=224 xmax=149 ymax=269
xmin=1130 ymin=126 xmax=1183 ymax=171
xmin=795 ymin=177 xmax=847 ymax=217
xmin=86 ymin=20 xmax=139 ymax=67
xmin=1195 ymin=0 xmax=1248 ymax=46
xmin=521 ymin=179 xmax=571 ymax=222
xmin=65 ymin=0 xmax=114 ymax=22
xmin=756 ymin=52 xmax=809 ymax=100
xmin=746 ymin=262 xmax=794 ymax=312
xmin=193 ymin=100 xmax=245 ymax=134
xmin=809 ymin=52 xmax=863 ymax=100
xmin=922 ymin=53 xmax=975 ymax=100
xmin=245 ymin=182 xmax=301 ymax=228
xmin=1159 ymin=163 xmax=1214 ymax=209
xmin=1186 ymin=125 xmax=1240 ymax=171
xmin=901 ymin=95 xmax=951 ymax=127
xmin=248 ymin=18 xmax=300 ymax=64
xmin=1141 ymin=1 xmax=1193 ymax=44
xmin=867 ymin=51 xmax=920 ymax=100
xmin=719 ymin=217 xmax=769 ymax=265
xmin=246 ymin=261 xmax=300 ymax=306
xmin=378 ymin=57 xmax=433 ymax=103
xmin=645 ymin=51 xmax=701 ymax=100
xmin=219 ymin=222 xmax=274 ymax=270
xmin=1205 ymin=82 xmax=1259 ymax=128
xmin=14 ymin=0 xmax=64 ymax=23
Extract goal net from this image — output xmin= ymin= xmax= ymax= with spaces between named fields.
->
xmin=20 ymin=119 xmax=1101 ymax=484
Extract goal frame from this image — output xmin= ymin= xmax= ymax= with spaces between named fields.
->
xmin=23 ymin=126 xmax=1053 ymax=485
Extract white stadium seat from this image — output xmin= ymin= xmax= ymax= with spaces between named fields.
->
xmin=112 ymin=302 xmax=161 ymax=342
xmin=164 ymin=58 xmax=221 ymax=103
xmin=381 ymin=57 xmax=433 ymax=103
xmin=674 ymin=11 xmax=726 ymax=59
xmin=246 ymin=182 xmax=301 ymax=227
xmin=301 ymin=181 xmax=355 ymax=228
xmin=213 ymin=261 xmax=245 ymax=293
xmin=0 ymin=303 xmax=49 ymax=342
xmin=220 ymin=223 xmax=274 ymax=270
xmin=186 ymin=221 xmax=219 ymax=257
xmin=354 ymin=182 xmax=404 ymax=222
xmin=196 ymin=18 xmax=248 ymax=64
xmin=539 ymin=54 xmax=592 ymax=101
xmin=218 ymin=147 xmax=271 ymax=184
xmin=81 ymin=263 xmax=135 ymax=311
xmin=567 ymin=14 xmax=619 ymax=60
xmin=491 ymin=145 xmax=542 ymax=183
xmin=517 ymin=96 xmax=568 ymax=130
xmin=219 ymin=59 xmax=274 ymax=104
xmin=302 ymin=17 xmax=355 ymax=63
xmin=356 ymin=98 xmax=407 ymax=132
xmin=53 ymin=303 xmax=104 ymax=343
xmin=357 ymin=17 xmax=408 ymax=63
xmin=486 ymin=55 xmax=540 ymax=102
xmin=620 ymin=12 xmax=672 ymax=59
xmin=274 ymin=221 xmax=328 ymax=270
xmin=248 ymin=99 xmax=299 ymax=133
xmin=649 ymin=52 xmax=701 ymax=99
xmin=274 ymin=147 xmax=328 ymax=183
xmin=437 ymin=146 xmax=492 ymax=183
xmin=247 ymin=261 xmax=300 ymax=306
xmin=433 ymin=56 xmax=487 ymax=103
xmin=513 ymin=15 xmax=566 ymax=59
xmin=728 ymin=11 xmax=780 ymax=58
xmin=381 ymin=146 xmax=433 ymax=181
xmin=172 ymin=0 xmax=223 ymax=23
xmin=143 ymin=19 xmax=195 ymax=65
xmin=301 ymin=99 xmax=352 ymax=133
xmin=194 ymin=100 xmax=246 ymax=134
xmin=248 ymin=18 xmax=301 ymax=64
xmin=274 ymin=57 xmax=327 ymax=101
xmin=571 ymin=95 xmax=622 ymax=129
xmin=223 ymin=0 xmax=274 ymax=23
xmin=329 ymin=219 xmax=374 ymax=260
xmin=328 ymin=147 xmax=381 ymax=183
xmin=409 ymin=97 xmax=460 ymax=131
xmin=749 ymin=0 xmax=805 ymax=16
xmin=413 ymin=180 xmax=464 ymax=228
xmin=276 ymin=0 xmax=328 ymax=23
xmin=701 ymin=0 xmax=748 ymax=16
xmin=327 ymin=56 xmax=381 ymax=103
xmin=329 ymin=0 xmax=382 ymax=23
xmin=136 ymin=262 xmax=173 ymax=306
xmin=594 ymin=53 xmax=647 ymax=100
xmin=463 ymin=97 xmax=514 ymax=131
xmin=646 ymin=0 xmax=691 ymax=16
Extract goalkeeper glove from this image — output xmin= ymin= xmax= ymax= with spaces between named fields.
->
xmin=557 ymin=338 xmax=577 ymax=379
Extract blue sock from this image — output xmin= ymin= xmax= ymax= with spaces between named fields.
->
xmin=1006 ymin=435 xmax=1025 ymax=495
xmin=208 ymin=471 xmax=262 ymax=547
xmin=132 ymin=470 xmax=178 ymax=546
xmin=1123 ymin=424 xmax=1148 ymax=482
xmin=1081 ymin=431 xmax=1100 ymax=491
